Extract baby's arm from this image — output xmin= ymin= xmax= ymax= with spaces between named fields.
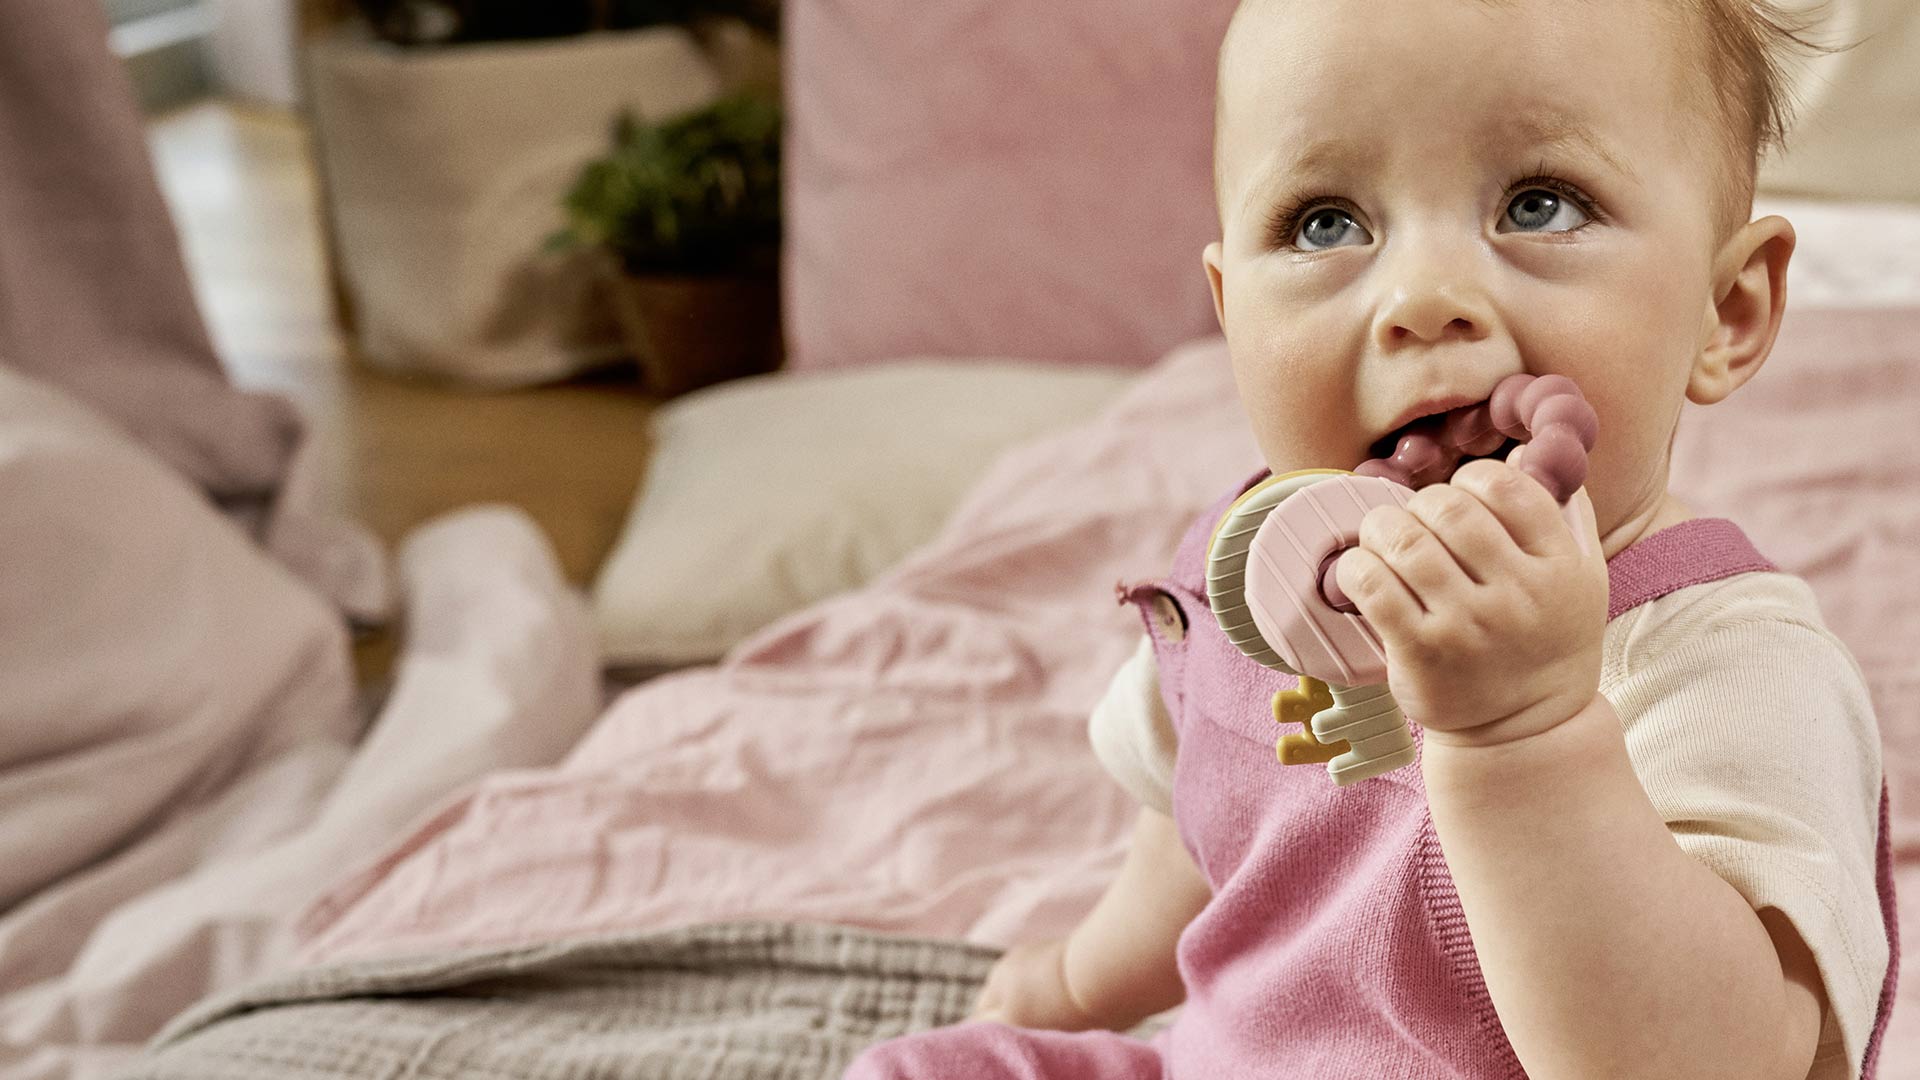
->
xmin=1337 ymin=464 xmax=1852 ymax=1077
xmin=1424 ymin=696 xmax=1827 ymax=1080
xmin=971 ymin=805 xmax=1210 ymax=1031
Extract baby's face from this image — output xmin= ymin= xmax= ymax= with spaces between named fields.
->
xmin=1208 ymin=0 xmax=1735 ymax=544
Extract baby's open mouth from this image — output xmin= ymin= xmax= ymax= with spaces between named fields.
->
xmin=1361 ymin=399 xmax=1521 ymax=490
xmin=1359 ymin=374 xmax=1599 ymax=501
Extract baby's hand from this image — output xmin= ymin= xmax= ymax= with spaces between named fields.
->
xmin=1334 ymin=458 xmax=1608 ymax=749
xmin=969 ymin=938 xmax=1103 ymax=1031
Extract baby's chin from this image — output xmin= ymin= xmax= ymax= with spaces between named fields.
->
xmin=1263 ymin=456 xmax=1357 ymax=473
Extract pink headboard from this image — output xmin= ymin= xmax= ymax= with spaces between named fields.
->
xmin=783 ymin=1 xmax=1240 ymax=371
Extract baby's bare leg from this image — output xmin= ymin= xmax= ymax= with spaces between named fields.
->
xmin=972 ymin=807 xmax=1211 ymax=1033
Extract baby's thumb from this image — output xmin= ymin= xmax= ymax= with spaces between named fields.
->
xmin=1563 ymin=485 xmax=1599 ymax=560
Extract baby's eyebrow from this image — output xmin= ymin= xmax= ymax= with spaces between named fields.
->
xmin=1239 ymin=137 xmax=1383 ymax=217
xmin=1505 ymin=110 xmax=1639 ymax=185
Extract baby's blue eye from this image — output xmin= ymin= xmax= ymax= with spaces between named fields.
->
xmin=1295 ymin=207 xmax=1372 ymax=251
xmin=1501 ymin=189 xmax=1590 ymax=233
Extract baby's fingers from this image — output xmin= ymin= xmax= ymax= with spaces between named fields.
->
xmin=1335 ymin=544 xmax=1424 ymax=635
xmin=1449 ymin=459 xmax=1575 ymax=558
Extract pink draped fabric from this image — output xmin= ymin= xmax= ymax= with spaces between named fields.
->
xmin=0 ymin=0 xmax=299 ymax=508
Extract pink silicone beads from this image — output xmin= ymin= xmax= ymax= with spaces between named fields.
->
xmin=1353 ymin=373 xmax=1598 ymax=502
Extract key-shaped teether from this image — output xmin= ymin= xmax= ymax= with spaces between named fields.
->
xmin=1207 ymin=373 xmax=1597 ymax=785
xmin=1270 ymin=677 xmax=1417 ymax=783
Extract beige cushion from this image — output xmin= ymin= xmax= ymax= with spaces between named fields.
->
xmin=1761 ymin=0 xmax=1920 ymax=203
xmin=590 ymin=361 xmax=1133 ymax=666
xmin=305 ymin=29 xmax=720 ymax=386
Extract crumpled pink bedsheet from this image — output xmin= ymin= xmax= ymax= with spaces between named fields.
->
xmin=296 ymin=336 xmax=1265 ymax=958
xmin=296 ymin=312 xmax=1920 ymax=1066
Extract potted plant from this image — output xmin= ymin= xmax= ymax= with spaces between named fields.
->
xmin=554 ymin=92 xmax=784 ymax=396
xmin=302 ymin=0 xmax=778 ymax=386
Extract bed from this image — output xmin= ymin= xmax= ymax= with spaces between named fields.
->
xmin=95 ymin=282 xmax=1917 ymax=1078
xmin=21 ymin=167 xmax=1920 ymax=1080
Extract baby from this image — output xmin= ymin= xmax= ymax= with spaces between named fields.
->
xmin=849 ymin=0 xmax=1895 ymax=1077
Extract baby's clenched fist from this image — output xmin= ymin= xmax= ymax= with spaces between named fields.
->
xmin=1335 ymin=458 xmax=1609 ymax=749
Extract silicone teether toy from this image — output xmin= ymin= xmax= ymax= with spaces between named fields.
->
xmin=1206 ymin=373 xmax=1598 ymax=785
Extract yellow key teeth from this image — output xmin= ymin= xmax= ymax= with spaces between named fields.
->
xmin=1273 ymin=677 xmax=1335 ymax=729
xmin=1272 ymin=677 xmax=1347 ymax=766
xmin=1278 ymin=730 xmax=1350 ymax=765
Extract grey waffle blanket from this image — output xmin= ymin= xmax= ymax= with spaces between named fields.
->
xmin=120 ymin=922 xmax=1002 ymax=1080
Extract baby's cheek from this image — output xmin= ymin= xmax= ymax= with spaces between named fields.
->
xmin=1227 ymin=322 xmax=1361 ymax=470
xmin=1525 ymin=336 xmax=1691 ymax=531
xmin=1242 ymin=388 xmax=1353 ymax=473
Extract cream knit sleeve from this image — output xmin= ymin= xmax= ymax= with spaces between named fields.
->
xmin=1087 ymin=634 xmax=1178 ymax=815
xmin=1601 ymin=572 xmax=1888 ymax=1080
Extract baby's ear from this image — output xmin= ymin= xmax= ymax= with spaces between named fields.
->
xmin=1689 ymin=216 xmax=1795 ymax=406
xmin=1204 ymin=241 xmax=1227 ymax=331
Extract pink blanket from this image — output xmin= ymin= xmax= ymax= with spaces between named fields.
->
xmin=297 ymin=336 xmax=1263 ymax=956
xmin=296 ymin=312 xmax=1920 ymax=1066
xmin=0 ymin=464 xmax=600 ymax=1080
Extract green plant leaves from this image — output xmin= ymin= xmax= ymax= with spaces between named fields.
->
xmin=557 ymin=93 xmax=782 ymax=276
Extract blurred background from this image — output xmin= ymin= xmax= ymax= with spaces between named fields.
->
xmin=130 ymin=0 xmax=781 ymax=600
xmin=6 ymin=4 xmax=1919 ymax=1075
xmin=109 ymin=0 xmax=1920 ymax=688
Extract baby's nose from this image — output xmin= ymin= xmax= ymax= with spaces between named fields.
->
xmin=1372 ymin=279 xmax=1493 ymax=350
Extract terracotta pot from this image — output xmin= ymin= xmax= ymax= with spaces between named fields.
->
xmin=604 ymin=270 xmax=784 ymax=397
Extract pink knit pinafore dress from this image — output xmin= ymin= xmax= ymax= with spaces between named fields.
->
xmin=846 ymin=471 xmax=1900 ymax=1079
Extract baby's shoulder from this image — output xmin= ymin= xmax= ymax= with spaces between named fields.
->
xmin=1597 ymin=568 xmax=1881 ymax=753
xmin=1604 ymin=569 xmax=1842 ymax=673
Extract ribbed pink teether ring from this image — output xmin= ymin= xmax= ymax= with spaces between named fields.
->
xmin=1244 ymin=474 xmax=1412 ymax=687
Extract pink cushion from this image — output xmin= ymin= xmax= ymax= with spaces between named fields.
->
xmin=784 ymin=1 xmax=1238 ymax=370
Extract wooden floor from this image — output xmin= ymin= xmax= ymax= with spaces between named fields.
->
xmin=147 ymin=101 xmax=659 ymax=591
